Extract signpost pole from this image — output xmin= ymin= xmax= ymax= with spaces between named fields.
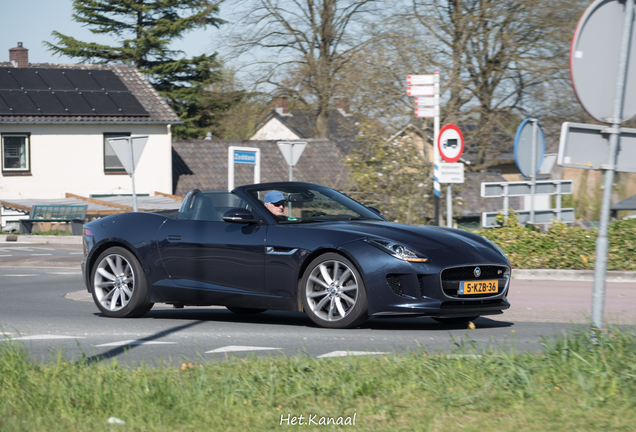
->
xmin=591 ymin=0 xmax=634 ymax=331
xmin=289 ymin=145 xmax=294 ymax=181
xmin=128 ymin=137 xmax=138 ymax=212
xmin=434 ymin=70 xmax=441 ymax=226
xmin=446 ymin=184 xmax=452 ymax=227
xmin=530 ymin=119 xmax=538 ymax=225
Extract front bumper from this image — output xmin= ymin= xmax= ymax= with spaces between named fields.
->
xmin=338 ymin=241 xmax=511 ymax=318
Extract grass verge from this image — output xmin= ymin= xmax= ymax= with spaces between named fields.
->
xmin=1 ymin=328 xmax=635 ymax=431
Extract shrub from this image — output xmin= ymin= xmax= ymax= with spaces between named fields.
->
xmin=477 ymin=214 xmax=636 ymax=271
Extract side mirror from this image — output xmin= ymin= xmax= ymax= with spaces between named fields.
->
xmin=367 ymin=206 xmax=383 ymax=216
xmin=222 ymin=208 xmax=261 ymax=224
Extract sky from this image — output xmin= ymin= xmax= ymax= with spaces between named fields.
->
xmin=0 ymin=0 xmax=227 ymax=65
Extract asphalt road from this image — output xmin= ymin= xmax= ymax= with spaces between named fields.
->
xmin=1 ymin=243 xmax=635 ymax=366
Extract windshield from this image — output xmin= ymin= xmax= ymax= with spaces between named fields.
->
xmin=245 ymin=184 xmax=384 ymax=223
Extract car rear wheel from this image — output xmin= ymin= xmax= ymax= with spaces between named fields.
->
xmin=91 ymin=247 xmax=153 ymax=318
xmin=432 ymin=316 xmax=478 ymax=324
xmin=226 ymin=307 xmax=267 ymax=314
xmin=301 ymin=253 xmax=368 ymax=329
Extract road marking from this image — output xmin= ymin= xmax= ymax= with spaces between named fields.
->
xmin=31 ymin=247 xmax=55 ymax=251
xmin=30 ymin=254 xmax=53 ymax=256
xmin=49 ymin=272 xmax=82 ymax=275
xmin=205 ymin=345 xmax=282 ymax=353
xmin=95 ymin=340 xmax=177 ymax=347
xmin=69 ymin=252 xmax=84 ymax=255
xmin=2 ymin=335 xmax=86 ymax=341
xmin=317 ymin=351 xmax=388 ymax=358
xmin=0 ymin=254 xmax=13 ymax=257
xmin=2 ymin=274 xmax=39 ymax=277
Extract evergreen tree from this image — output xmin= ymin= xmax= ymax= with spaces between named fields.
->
xmin=46 ymin=0 xmax=226 ymax=138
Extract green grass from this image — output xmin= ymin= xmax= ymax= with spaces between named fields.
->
xmin=1 ymin=328 xmax=635 ymax=431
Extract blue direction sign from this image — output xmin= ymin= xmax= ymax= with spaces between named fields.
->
xmin=514 ymin=118 xmax=545 ymax=177
xmin=234 ymin=150 xmax=256 ymax=165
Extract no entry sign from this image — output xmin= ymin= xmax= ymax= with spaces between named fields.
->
xmin=438 ymin=124 xmax=464 ymax=163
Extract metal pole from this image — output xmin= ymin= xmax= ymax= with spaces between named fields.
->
xmin=591 ymin=0 xmax=634 ymax=331
xmin=446 ymin=184 xmax=452 ymax=227
xmin=556 ymin=181 xmax=562 ymax=222
xmin=433 ymin=70 xmax=440 ymax=225
xmin=530 ymin=120 xmax=538 ymax=224
xmin=289 ymin=144 xmax=294 ymax=181
xmin=503 ymin=183 xmax=509 ymax=224
xmin=129 ymin=137 xmax=138 ymax=212
xmin=228 ymin=147 xmax=235 ymax=191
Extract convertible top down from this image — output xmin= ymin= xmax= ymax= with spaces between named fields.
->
xmin=81 ymin=182 xmax=511 ymax=329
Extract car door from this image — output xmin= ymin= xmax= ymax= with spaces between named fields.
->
xmin=156 ymin=191 xmax=266 ymax=299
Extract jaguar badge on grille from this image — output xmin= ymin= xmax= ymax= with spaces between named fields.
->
xmin=474 ymin=267 xmax=481 ymax=277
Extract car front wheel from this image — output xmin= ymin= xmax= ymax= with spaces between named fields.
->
xmin=301 ymin=253 xmax=368 ymax=329
xmin=91 ymin=246 xmax=153 ymax=318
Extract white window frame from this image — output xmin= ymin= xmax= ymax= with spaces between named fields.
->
xmin=1 ymin=133 xmax=31 ymax=173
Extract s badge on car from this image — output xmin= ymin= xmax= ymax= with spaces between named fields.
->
xmin=474 ymin=267 xmax=481 ymax=278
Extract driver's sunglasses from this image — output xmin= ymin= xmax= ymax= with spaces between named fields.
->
xmin=272 ymin=201 xmax=286 ymax=207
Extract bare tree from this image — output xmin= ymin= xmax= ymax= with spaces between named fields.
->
xmin=409 ymin=0 xmax=588 ymax=170
xmin=229 ymin=0 xmax=383 ymax=138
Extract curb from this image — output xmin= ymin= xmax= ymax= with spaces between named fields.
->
xmin=1 ymin=235 xmax=82 ymax=245
xmin=512 ymin=269 xmax=636 ymax=283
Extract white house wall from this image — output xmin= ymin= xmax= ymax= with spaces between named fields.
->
xmin=0 ymin=123 xmax=172 ymax=200
xmin=250 ymin=117 xmax=300 ymax=140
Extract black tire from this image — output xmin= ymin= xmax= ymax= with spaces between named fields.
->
xmin=90 ymin=246 xmax=153 ymax=318
xmin=301 ymin=253 xmax=368 ymax=329
xmin=226 ymin=307 xmax=267 ymax=314
xmin=432 ymin=316 xmax=479 ymax=324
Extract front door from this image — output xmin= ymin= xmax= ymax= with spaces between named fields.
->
xmin=157 ymin=218 xmax=266 ymax=298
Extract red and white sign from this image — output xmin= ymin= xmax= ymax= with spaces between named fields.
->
xmin=414 ymin=107 xmax=437 ymax=118
xmin=406 ymin=75 xmax=435 ymax=85
xmin=414 ymin=96 xmax=436 ymax=106
xmin=406 ymin=86 xmax=435 ymax=96
xmin=438 ymin=124 xmax=464 ymax=163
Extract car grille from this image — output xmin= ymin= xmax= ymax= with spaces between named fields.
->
xmin=386 ymin=274 xmax=405 ymax=296
xmin=440 ymin=265 xmax=508 ymax=298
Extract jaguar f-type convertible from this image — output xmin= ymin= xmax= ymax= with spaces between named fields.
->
xmin=81 ymin=182 xmax=511 ymax=329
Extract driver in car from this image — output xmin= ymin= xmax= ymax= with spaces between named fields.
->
xmin=264 ymin=191 xmax=288 ymax=219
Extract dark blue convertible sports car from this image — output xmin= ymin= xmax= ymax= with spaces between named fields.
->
xmin=81 ymin=182 xmax=511 ymax=329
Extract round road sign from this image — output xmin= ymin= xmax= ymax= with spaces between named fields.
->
xmin=438 ymin=124 xmax=464 ymax=163
xmin=570 ymin=0 xmax=636 ymax=123
xmin=514 ymin=118 xmax=545 ymax=178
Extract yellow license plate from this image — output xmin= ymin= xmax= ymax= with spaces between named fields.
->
xmin=459 ymin=280 xmax=498 ymax=295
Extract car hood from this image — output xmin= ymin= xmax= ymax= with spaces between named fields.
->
xmin=300 ymin=220 xmax=497 ymax=253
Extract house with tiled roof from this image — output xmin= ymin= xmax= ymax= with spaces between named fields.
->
xmin=0 ymin=43 xmax=179 ymax=201
xmin=250 ymin=97 xmax=361 ymax=154
xmin=172 ymin=139 xmax=349 ymax=197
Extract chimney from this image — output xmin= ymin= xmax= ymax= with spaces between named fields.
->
xmin=272 ymin=96 xmax=292 ymax=116
xmin=335 ymin=98 xmax=352 ymax=116
xmin=9 ymin=42 xmax=28 ymax=68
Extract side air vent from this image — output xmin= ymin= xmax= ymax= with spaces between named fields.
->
xmin=386 ymin=274 xmax=404 ymax=296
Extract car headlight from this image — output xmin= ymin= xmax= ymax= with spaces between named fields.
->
xmin=365 ymin=239 xmax=429 ymax=263
xmin=483 ymin=237 xmax=508 ymax=261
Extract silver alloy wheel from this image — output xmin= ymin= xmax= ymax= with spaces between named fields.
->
xmin=305 ymin=259 xmax=358 ymax=322
xmin=93 ymin=253 xmax=135 ymax=312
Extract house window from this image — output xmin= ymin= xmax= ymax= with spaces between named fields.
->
xmin=104 ymin=133 xmax=130 ymax=173
xmin=2 ymin=134 xmax=30 ymax=173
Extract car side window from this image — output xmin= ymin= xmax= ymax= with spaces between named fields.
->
xmin=178 ymin=191 xmax=258 ymax=222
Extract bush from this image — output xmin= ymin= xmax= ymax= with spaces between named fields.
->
xmin=477 ymin=214 xmax=636 ymax=271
